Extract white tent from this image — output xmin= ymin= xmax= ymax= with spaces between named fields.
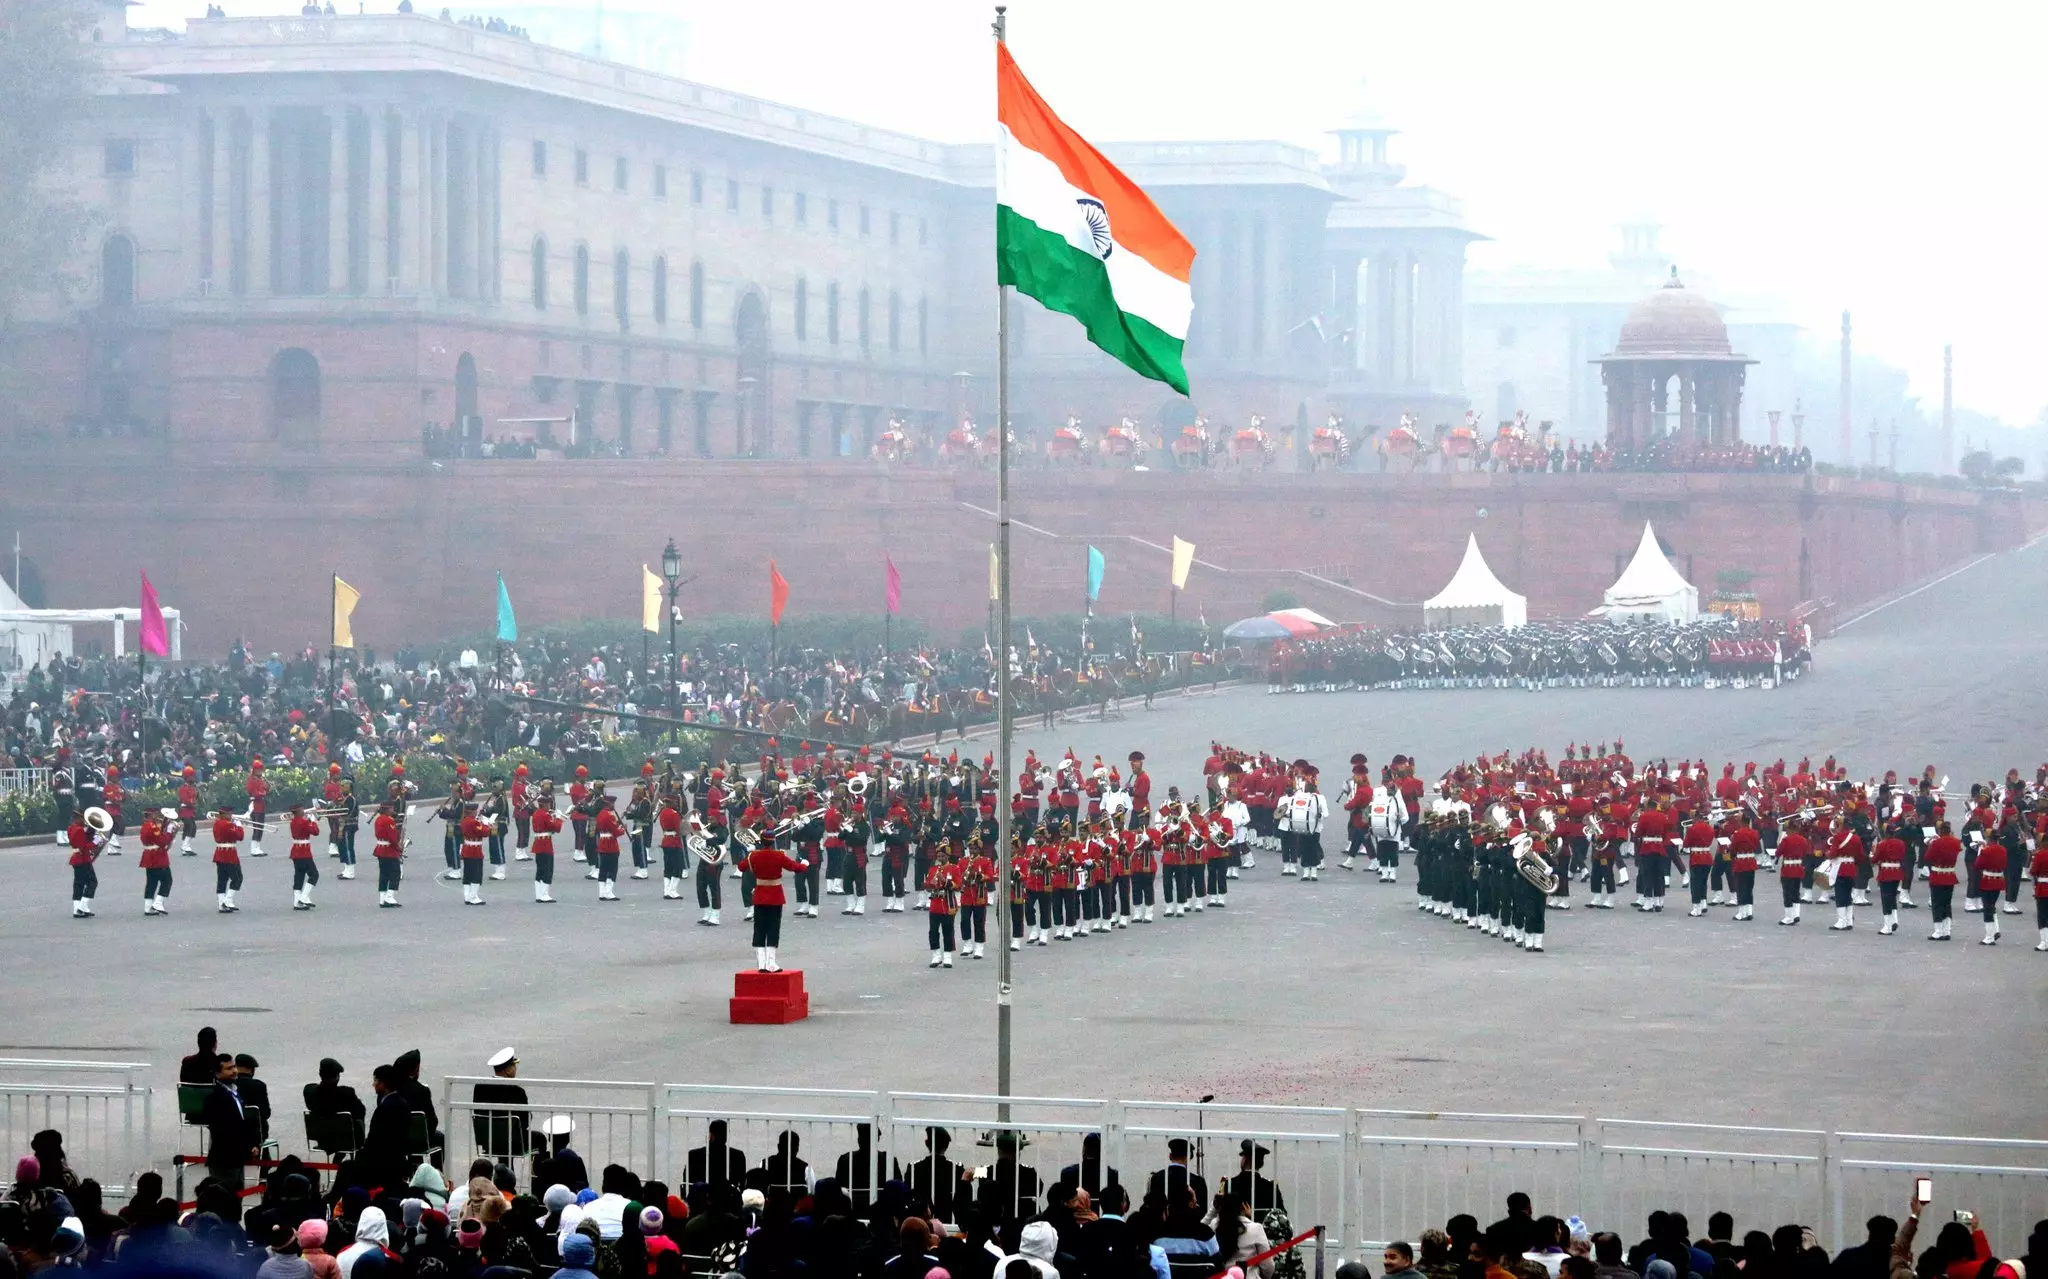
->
xmin=0 ymin=575 xmax=185 ymax=667
xmin=1424 ymin=534 xmax=1528 ymax=629
xmin=1594 ymin=522 xmax=1699 ymax=623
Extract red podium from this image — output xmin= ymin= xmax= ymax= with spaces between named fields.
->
xmin=730 ymin=970 xmax=809 ymax=1024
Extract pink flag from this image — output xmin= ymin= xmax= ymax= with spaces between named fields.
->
xmin=139 ymin=571 xmax=169 ymax=656
xmin=885 ymin=556 xmax=902 ymax=615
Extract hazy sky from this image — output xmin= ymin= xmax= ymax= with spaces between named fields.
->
xmin=134 ymin=0 xmax=2047 ymax=423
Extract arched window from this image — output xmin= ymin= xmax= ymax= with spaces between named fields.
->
xmin=530 ymin=236 xmax=548 ymax=310
xmin=689 ymin=259 xmax=705 ymax=329
xmin=652 ymin=255 xmax=668 ymax=325
xmin=794 ymin=276 xmax=808 ymax=341
xmin=613 ymin=248 xmax=630 ymax=330
xmin=573 ymin=244 xmax=590 ymax=316
xmin=101 ymin=234 xmax=136 ymax=308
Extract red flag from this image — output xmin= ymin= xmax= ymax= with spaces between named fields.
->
xmin=885 ymin=556 xmax=902 ymax=615
xmin=139 ymin=571 xmax=169 ymax=657
xmin=769 ymin=560 xmax=790 ymax=626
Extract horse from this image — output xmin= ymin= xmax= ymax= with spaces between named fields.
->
xmin=1100 ymin=417 xmax=1147 ymax=466
xmin=870 ymin=420 xmax=912 ymax=463
xmin=1047 ymin=415 xmax=1089 ymax=466
xmin=1171 ymin=415 xmax=1214 ymax=471
xmin=1231 ymin=413 xmax=1276 ymax=469
xmin=1308 ymin=413 xmax=1352 ymax=472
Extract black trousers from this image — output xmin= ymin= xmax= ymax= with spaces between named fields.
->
xmin=597 ymin=852 xmax=619 ymax=883
xmin=377 ymin=858 xmax=402 ymax=891
xmin=1781 ymin=876 xmax=1802 ymax=908
xmin=1640 ymin=853 xmax=1667 ymax=896
xmin=2035 ymin=897 xmax=2048 ymax=927
xmin=1591 ymin=860 xmax=1617 ymax=894
xmin=1131 ymin=871 xmax=1155 ymax=906
xmin=293 ymin=859 xmax=320 ymax=889
xmin=843 ymin=860 xmax=868 ymax=898
xmin=1709 ymin=857 xmax=1729 ymax=893
xmin=1689 ymin=863 xmax=1710 ymax=904
xmin=534 ymin=852 xmax=554 ymax=884
xmin=1062 ymin=888 xmax=1082 ymax=923
xmin=144 ymin=867 xmax=171 ymax=899
xmin=443 ymin=828 xmax=459 ymax=871
xmin=340 ymin=826 xmax=358 ymax=865
xmin=630 ymin=832 xmax=648 ymax=869
xmin=662 ymin=846 xmax=685 ymax=878
xmin=962 ymin=904 xmax=987 ymax=943
xmin=1078 ymin=885 xmax=1099 ymax=921
xmin=752 ymin=903 xmax=783 ymax=946
xmin=1833 ymin=874 xmax=1855 ymax=907
xmin=1010 ymin=901 xmax=1025 ymax=937
xmin=1982 ymin=891 xmax=2000 ymax=922
xmin=1377 ymin=837 xmax=1399 ymax=869
xmin=929 ymin=913 xmax=956 ymax=950
xmin=1733 ymin=868 xmax=1755 ymax=907
xmin=72 ymin=864 xmax=98 ymax=899
xmin=1931 ymin=883 xmax=1954 ymax=921
xmin=882 ymin=859 xmax=908 ymax=898
xmin=695 ymin=863 xmax=723 ymax=907
xmin=1207 ymin=860 xmax=1227 ymax=895
xmin=489 ymin=834 xmax=507 ymax=867
xmin=1879 ymin=880 xmax=1900 ymax=912
xmin=1115 ymin=877 xmax=1132 ymax=915
xmin=793 ymin=853 xmax=821 ymax=905
xmin=515 ymin=814 xmax=531 ymax=849
xmin=215 ymin=863 xmax=244 ymax=892
xmin=462 ymin=858 xmax=483 ymax=885
xmin=1026 ymin=891 xmax=1048 ymax=926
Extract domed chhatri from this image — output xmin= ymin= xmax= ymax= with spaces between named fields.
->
xmin=1594 ymin=268 xmax=1756 ymax=453
xmin=1612 ymin=268 xmax=1737 ymax=359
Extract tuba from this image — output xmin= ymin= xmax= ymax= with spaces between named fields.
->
xmin=846 ymin=772 xmax=871 ymax=798
xmin=1512 ymin=832 xmax=1560 ymax=894
xmin=83 ymin=806 xmax=114 ymax=834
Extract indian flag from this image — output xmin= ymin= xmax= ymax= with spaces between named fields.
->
xmin=996 ymin=42 xmax=1194 ymax=395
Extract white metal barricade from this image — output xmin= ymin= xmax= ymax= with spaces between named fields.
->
xmin=1833 ymin=1133 xmax=2048 ymax=1255
xmin=0 ymin=1059 xmax=154 ymax=1195
xmin=1346 ymin=1110 xmax=1585 ymax=1248
xmin=440 ymin=1076 xmax=659 ymax=1182
xmin=661 ymin=1084 xmax=882 ymax=1199
xmin=1591 ymin=1119 xmax=1827 ymax=1248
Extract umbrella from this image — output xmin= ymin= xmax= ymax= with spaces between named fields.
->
xmin=1222 ymin=611 xmax=1327 ymax=641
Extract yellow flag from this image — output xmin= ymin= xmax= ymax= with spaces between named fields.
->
xmin=331 ymin=575 xmax=360 ymax=649
xmin=988 ymin=543 xmax=1000 ymax=602
xmin=642 ymin=565 xmax=662 ymax=633
xmin=1170 ymin=537 xmax=1196 ymax=590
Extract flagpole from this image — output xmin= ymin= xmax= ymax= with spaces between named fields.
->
xmin=327 ymin=573 xmax=338 ymax=766
xmin=992 ymin=2 xmax=1016 ymax=1125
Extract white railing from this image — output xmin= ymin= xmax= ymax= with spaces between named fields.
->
xmin=0 ymin=1059 xmax=154 ymax=1195
xmin=11 ymin=1060 xmax=2048 ymax=1261
xmin=0 ymin=766 xmax=51 ymax=797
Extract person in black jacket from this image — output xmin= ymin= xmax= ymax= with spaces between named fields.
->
xmin=1057 ymin=1133 xmax=1120 ymax=1198
xmin=234 ymin=1054 xmax=272 ymax=1145
xmin=358 ymin=1064 xmax=415 ymax=1190
xmin=686 ymin=1120 xmax=747 ymax=1192
xmin=1143 ymin=1139 xmax=1207 ymax=1216
xmin=302 ymin=1058 xmax=366 ymax=1122
xmin=392 ymin=1048 xmax=442 ymax=1149
xmin=179 ymin=1026 xmax=221 ymax=1085
xmin=200 ymin=1055 xmax=256 ymax=1190
xmin=472 ymin=1047 xmax=530 ymax=1162
xmin=832 ymin=1124 xmax=888 ymax=1214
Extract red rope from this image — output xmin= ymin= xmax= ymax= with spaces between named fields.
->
xmin=1202 ymin=1224 xmax=1322 ymax=1279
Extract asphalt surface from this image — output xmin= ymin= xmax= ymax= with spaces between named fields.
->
xmin=3 ymin=533 xmax=2045 ymax=1170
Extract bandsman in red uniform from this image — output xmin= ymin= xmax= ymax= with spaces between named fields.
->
xmin=1727 ymin=814 xmax=1761 ymax=921
xmin=2029 ymin=837 xmax=2048 ymax=951
xmin=458 ymin=801 xmax=491 ymax=905
xmin=1022 ymin=832 xmax=1052 ymax=944
xmin=592 ymin=791 xmax=624 ymax=900
xmin=1127 ymin=751 xmax=1152 ymax=832
xmin=102 ymin=764 xmax=126 ymax=857
xmin=737 ymin=830 xmax=808 ymax=972
xmin=529 ymin=780 xmax=560 ymax=903
xmin=176 ymin=765 xmax=200 ymax=856
xmin=1872 ymin=815 xmax=1910 ymax=935
xmin=1922 ymin=820 xmax=1962 ymax=939
xmin=288 ymin=800 xmax=322 ymax=910
xmin=1631 ymin=795 xmax=1673 ymax=912
xmin=245 ymin=758 xmax=270 ymax=857
xmin=1204 ymin=796 xmax=1235 ymax=907
xmin=1682 ymin=812 xmax=1716 ymax=916
xmin=1826 ymin=820 xmax=1865 ymax=931
xmin=567 ymin=765 xmax=593 ymax=862
xmin=1007 ymin=839 xmax=1030 ymax=951
xmin=657 ymin=790 xmax=686 ymax=900
xmin=323 ymin=763 xmax=346 ymax=858
xmin=66 ymin=808 xmax=105 ymax=918
xmin=373 ymin=800 xmax=405 ymax=907
xmin=1125 ymin=820 xmax=1158 ymax=923
xmin=959 ymin=840 xmax=995 ymax=959
xmin=1973 ymin=833 xmax=2007 ymax=945
xmin=924 ymin=847 xmax=961 ymax=968
xmin=140 ymin=807 xmax=174 ymax=915
xmin=1775 ymin=816 xmax=1812 ymax=925
xmin=510 ymin=763 xmax=534 ymax=859
xmin=212 ymin=806 xmax=247 ymax=912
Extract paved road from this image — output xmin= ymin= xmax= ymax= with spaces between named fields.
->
xmin=2 ymin=535 xmax=2044 ymax=1157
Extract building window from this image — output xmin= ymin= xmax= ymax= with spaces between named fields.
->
xmin=652 ymin=255 xmax=668 ymax=325
xmin=101 ymin=234 xmax=136 ymax=307
xmin=531 ymin=140 xmax=546 ymax=177
xmin=858 ymin=204 xmax=870 ymax=236
xmin=653 ymin=164 xmax=667 ymax=198
xmin=726 ymin=178 xmax=739 ymax=211
xmin=889 ymin=211 xmax=900 ymax=244
xmin=104 ymin=140 xmax=136 ymax=176
xmin=887 ymin=290 xmax=900 ymax=352
xmin=614 ymin=157 xmax=628 ymax=191
xmin=761 ymin=185 xmax=774 ymax=220
xmin=530 ymin=236 xmax=548 ymax=310
xmin=574 ymin=148 xmax=588 ymax=185
xmin=1498 ymin=325 xmax=1517 ymax=347
xmin=573 ymin=243 xmax=589 ymax=315
xmin=858 ymin=286 xmax=870 ymax=349
xmin=918 ymin=295 xmax=928 ymax=356
xmin=826 ymin=281 xmax=840 ymax=344
xmin=827 ymin=198 xmax=839 ymax=231
xmin=794 ymin=276 xmax=808 ymax=341
xmin=613 ymin=248 xmax=630 ymax=329
xmin=690 ymin=170 xmax=703 ymax=205
xmin=689 ymin=259 xmax=704 ymax=328
xmin=794 ymin=192 xmax=807 ymax=225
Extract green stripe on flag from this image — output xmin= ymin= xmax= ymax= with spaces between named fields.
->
xmin=997 ymin=206 xmax=1189 ymax=395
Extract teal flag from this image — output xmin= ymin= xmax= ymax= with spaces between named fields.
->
xmin=496 ymin=572 xmax=518 ymax=642
xmin=1086 ymin=545 xmax=1105 ymax=602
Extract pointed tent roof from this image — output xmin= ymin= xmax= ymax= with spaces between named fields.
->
xmin=1425 ymin=534 xmax=1527 ymax=626
xmin=1606 ymin=522 xmax=1693 ymax=600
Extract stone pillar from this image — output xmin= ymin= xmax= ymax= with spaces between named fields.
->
xmin=184 ymin=108 xmax=211 ymax=295
xmin=247 ymin=107 xmax=272 ymax=295
xmin=1678 ymin=369 xmax=1697 ymax=443
xmin=394 ymin=111 xmax=422 ymax=293
xmin=211 ymin=110 xmax=235 ymax=293
xmin=426 ymin=113 xmax=444 ymax=297
xmin=327 ymin=108 xmax=351 ymax=295
xmin=480 ymin=122 xmax=499 ymax=303
xmin=366 ymin=108 xmax=389 ymax=292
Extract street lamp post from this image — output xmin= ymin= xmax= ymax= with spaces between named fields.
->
xmin=662 ymin=538 xmax=683 ymax=714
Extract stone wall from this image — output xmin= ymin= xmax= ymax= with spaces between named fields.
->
xmin=2 ymin=451 xmax=2035 ymax=652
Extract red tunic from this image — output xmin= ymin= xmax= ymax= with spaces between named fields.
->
xmin=739 ymin=846 xmax=807 ymax=906
xmin=373 ymin=812 xmax=402 ymax=860
xmin=1683 ymin=820 xmax=1715 ymax=868
xmin=289 ymin=814 xmax=320 ymax=860
xmin=212 ymin=817 xmax=245 ymax=864
xmin=1922 ymin=834 xmax=1962 ymax=886
xmin=67 ymin=822 xmax=98 ymax=868
xmin=460 ymin=815 xmax=489 ymax=860
xmin=530 ymin=808 xmax=560 ymax=855
xmin=176 ymin=783 xmax=199 ymax=823
xmin=1728 ymin=827 xmax=1760 ymax=872
xmin=1976 ymin=842 xmax=2008 ymax=893
xmin=658 ymin=804 xmax=683 ymax=850
xmin=1776 ymin=832 xmax=1812 ymax=879
xmin=593 ymin=808 xmax=623 ymax=855
xmin=1872 ymin=835 xmax=1907 ymax=883
xmin=924 ymin=864 xmax=959 ymax=915
xmin=139 ymin=819 xmax=172 ymax=869
xmin=2031 ymin=848 xmax=2048 ymax=899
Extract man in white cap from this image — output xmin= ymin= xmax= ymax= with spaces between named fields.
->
xmin=473 ymin=1047 xmax=529 ymax=1166
xmin=533 ymin=1114 xmax=588 ymax=1192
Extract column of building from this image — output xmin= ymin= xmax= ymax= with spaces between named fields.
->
xmin=327 ymin=108 xmax=351 ymax=295
xmin=247 ymin=108 xmax=273 ymax=296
